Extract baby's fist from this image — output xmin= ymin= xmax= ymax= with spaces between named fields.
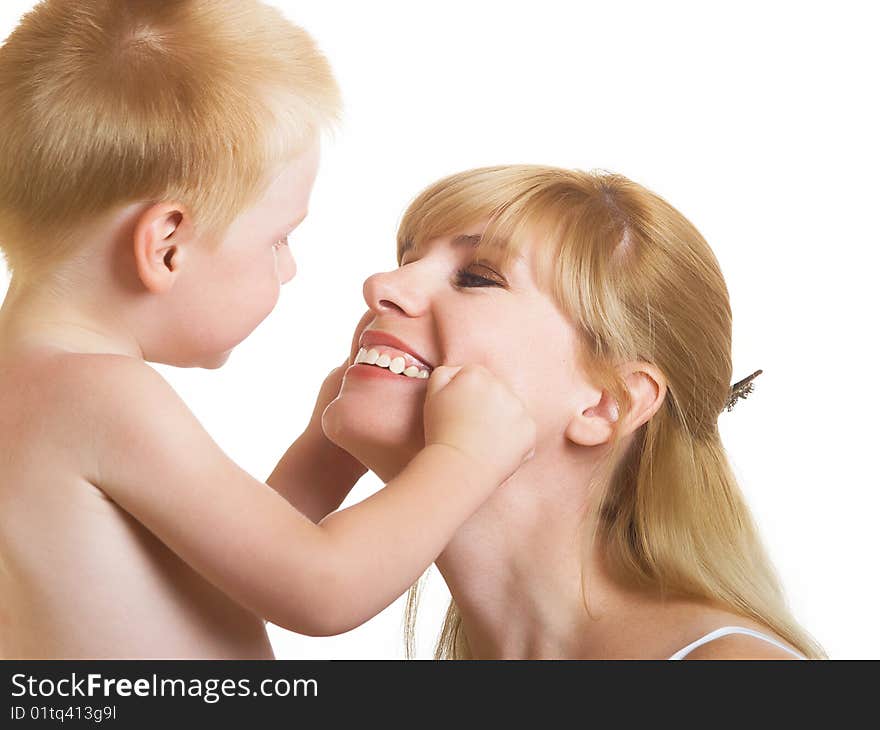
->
xmin=423 ymin=364 xmax=536 ymax=487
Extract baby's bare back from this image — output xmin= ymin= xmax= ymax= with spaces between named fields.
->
xmin=0 ymin=350 xmax=273 ymax=658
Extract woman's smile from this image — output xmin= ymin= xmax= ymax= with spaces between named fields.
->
xmin=351 ymin=347 xmax=431 ymax=379
xmin=345 ymin=330 xmax=434 ymax=382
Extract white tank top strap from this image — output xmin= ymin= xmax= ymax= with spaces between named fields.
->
xmin=668 ymin=625 xmax=807 ymax=660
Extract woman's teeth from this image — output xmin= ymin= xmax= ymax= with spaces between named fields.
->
xmin=354 ymin=347 xmax=430 ymax=379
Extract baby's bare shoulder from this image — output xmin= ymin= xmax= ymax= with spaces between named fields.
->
xmin=3 ymin=351 xmax=166 ymax=409
xmin=0 ymin=352 xmax=177 ymax=487
xmin=56 ymin=354 xmax=192 ymax=436
xmin=1 ymin=352 xmax=181 ymax=451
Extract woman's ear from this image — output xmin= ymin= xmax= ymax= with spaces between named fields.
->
xmin=132 ymin=203 xmax=186 ymax=294
xmin=617 ymin=362 xmax=667 ymax=435
xmin=565 ymin=362 xmax=667 ymax=447
xmin=565 ymin=387 xmax=620 ymax=447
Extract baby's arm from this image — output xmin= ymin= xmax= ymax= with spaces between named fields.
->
xmin=266 ymin=361 xmax=366 ymax=522
xmin=266 ymin=311 xmax=371 ymax=521
xmin=82 ymin=356 xmax=533 ymax=636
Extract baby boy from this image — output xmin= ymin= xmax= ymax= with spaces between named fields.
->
xmin=0 ymin=0 xmax=534 ymax=657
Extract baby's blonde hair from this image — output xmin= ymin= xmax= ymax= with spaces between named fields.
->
xmin=400 ymin=165 xmax=826 ymax=660
xmin=0 ymin=0 xmax=340 ymax=278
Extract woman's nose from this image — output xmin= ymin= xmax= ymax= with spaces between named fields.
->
xmin=362 ymin=266 xmax=428 ymax=317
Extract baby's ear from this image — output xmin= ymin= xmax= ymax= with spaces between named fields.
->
xmin=132 ymin=203 xmax=186 ymax=294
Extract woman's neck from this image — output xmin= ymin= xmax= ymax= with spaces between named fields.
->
xmin=432 ymin=454 xmax=717 ymax=659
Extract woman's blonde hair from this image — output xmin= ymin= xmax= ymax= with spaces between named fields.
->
xmin=400 ymin=165 xmax=825 ymax=660
xmin=0 ymin=0 xmax=340 ymax=278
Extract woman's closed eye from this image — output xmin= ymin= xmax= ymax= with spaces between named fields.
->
xmin=454 ymin=262 xmax=507 ymax=289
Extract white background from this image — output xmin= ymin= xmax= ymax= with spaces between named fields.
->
xmin=1 ymin=1 xmax=877 ymax=659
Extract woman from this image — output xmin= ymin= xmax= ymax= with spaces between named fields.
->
xmin=322 ymin=165 xmax=825 ymax=659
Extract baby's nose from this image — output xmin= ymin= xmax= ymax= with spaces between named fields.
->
xmin=276 ymin=246 xmax=297 ymax=284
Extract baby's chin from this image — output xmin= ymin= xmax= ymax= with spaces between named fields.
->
xmin=199 ymin=349 xmax=233 ymax=369
xmin=322 ymin=386 xmax=424 ymax=480
xmin=148 ymin=347 xmax=232 ymax=369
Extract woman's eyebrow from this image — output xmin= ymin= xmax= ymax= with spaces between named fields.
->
xmin=456 ymin=232 xmax=517 ymax=260
xmin=452 ymin=233 xmax=483 ymax=247
xmin=400 ymin=232 xmax=507 ymax=259
xmin=400 ymin=232 xmax=481 ymax=257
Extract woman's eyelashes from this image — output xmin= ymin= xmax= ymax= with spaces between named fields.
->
xmin=453 ymin=262 xmax=507 ymax=288
xmin=398 ymin=256 xmax=507 ymax=288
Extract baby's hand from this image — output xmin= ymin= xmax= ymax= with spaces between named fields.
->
xmin=423 ymin=365 xmax=536 ymax=487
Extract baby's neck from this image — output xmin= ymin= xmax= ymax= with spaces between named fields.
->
xmin=0 ymin=274 xmax=143 ymax=359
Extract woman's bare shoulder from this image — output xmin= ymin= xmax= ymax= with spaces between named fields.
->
xmin=662 ymin=602 xmax=804 ymax=660
xmin=681 ymin=632 xmax=802 ymax=660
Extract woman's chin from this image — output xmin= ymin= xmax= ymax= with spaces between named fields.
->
xmin=322 ymin=384 xmax=424 ymax=479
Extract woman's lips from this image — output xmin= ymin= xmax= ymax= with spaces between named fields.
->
xmin=358 ymin=331 xmax=434 ymax=371
xmin=347 ymin=362 xmax=427 ymax=382
xmin=350 ymin=345 xmax=431 ymax=380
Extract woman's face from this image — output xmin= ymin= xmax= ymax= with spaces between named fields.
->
xmin=324 ymin=225 xmax=597 ymax=479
